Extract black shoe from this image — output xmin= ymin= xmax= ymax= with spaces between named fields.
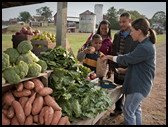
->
xmin=110 ymin=110 xmax=122 ymax=117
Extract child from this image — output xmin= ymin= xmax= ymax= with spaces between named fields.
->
xmin=77 ymin=34 xmax=104 ymax=72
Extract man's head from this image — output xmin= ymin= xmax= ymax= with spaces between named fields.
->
xmin=91 ymin=34 xmax=102 ymax=51
xmin=119 ymin=12 xmax=132 ymax=31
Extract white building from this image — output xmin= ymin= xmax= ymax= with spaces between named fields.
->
xmin=94 ymin=4 xmax=103 ymax=26
xmin=79 ymin=10 xmax=96 ymax=33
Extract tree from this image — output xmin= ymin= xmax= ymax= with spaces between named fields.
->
xmin=36 ymin=6 xmax=53 ymax=21
xmin=18 ymin=11 xmax=31 ymax=23
xmin=128 ymin=10 xmax=146 ymax=21
xmin=151 ymin=11 xmax=166 ymax=25
xmin=117 ymin=8 xmax=127 ymax=15
xmin=107 ymin=7 xmax=120 ymax=30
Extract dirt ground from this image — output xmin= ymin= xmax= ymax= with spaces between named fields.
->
xmin=97 ymin=42 xmax=166 ymax=125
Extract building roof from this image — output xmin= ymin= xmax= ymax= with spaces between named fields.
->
xmin=80 ymin=10 xmax=95 ymax=15
xmin=67 ymin=17 xmax=79 ymax=22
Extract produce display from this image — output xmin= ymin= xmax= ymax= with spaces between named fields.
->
xmin=2 ymin=26 xmax=114 ymax=125
xmin=2 ymin=40 xmax=47 ymax=85
xmin=16 ymin=26 xmax=40 ymax=36
xmin=12 ymin=26 xmax=40 ymax=49
xmin=2 ymin=78 xmax=70 ymax=125
xmin=40 ymin=47 xmax=112 ymax=121
xmin=31 ymin=31 xmax=56 ymax=43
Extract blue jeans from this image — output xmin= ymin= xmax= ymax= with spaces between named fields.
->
xmin=123 ymin=92 xmax=145 ymax=125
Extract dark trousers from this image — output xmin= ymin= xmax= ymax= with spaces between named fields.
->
xmin=114 ymin=75 xmax=124 ymax=112
xmin=115 ymin=94 xmax=124 ymax=111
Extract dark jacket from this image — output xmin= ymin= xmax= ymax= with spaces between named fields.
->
xmin=111 ymin=31 xmax=138 ymax=85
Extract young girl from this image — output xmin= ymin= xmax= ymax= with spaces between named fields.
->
xmin=102 ymin=18 xmax=156 ymax=125
xmin=77 ymin=34 xmax=104 ymax=72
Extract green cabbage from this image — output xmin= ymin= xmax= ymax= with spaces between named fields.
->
xmin=3 ymin=66 xmax=21 ymax=84
xmin=27 ymin=62 xmax=42 ymax=77
xmin=17 ymin=40 xmax=33 ymax=54
xmin=37 ymin=59 xmax=47 ymax=72
xmin=15 ymin=61 xmax=29 ymax=79
xmin=4 ymin=48 xmax=19 ymax=64
xmin=2 ymin=52 xmax=10 ymax=71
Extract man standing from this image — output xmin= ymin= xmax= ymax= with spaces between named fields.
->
xmin=110 ymin=12 xmax=138 ymax=116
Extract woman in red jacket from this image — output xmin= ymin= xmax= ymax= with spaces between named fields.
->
xmin=80 ymin=20 xmax=112 ymax=55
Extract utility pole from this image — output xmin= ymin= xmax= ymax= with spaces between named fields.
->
xmin=56 ymin=2 xmax=67 ymax=48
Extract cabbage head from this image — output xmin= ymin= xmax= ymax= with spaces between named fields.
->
xmin=17 ymin=40 xmax=33 ymax=54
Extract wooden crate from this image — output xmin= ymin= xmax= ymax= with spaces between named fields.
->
xmin=31 ymin=40 xmax=56 ymax=57
xmin=2 ymin=70 xmax=53 ymax=95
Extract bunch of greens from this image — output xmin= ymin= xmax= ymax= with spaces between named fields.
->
xmin=40 ymin=46 xmax=91 ymax=78
xmin=40 ymin=46 xmax=112 ymax=121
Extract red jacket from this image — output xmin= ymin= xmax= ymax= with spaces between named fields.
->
xmin=99 ymin=37 xmax=112 ymax=55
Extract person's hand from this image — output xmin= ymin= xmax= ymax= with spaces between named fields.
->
xmin=101 ymin=55 xmax=113 ymax=62
xmin=116 ymin=68 xmax=127 ymax=74
xmin=100 ymin=55 xmax=108 ymax=62
xmin=84 ymin=46 xmax=95 ymax=54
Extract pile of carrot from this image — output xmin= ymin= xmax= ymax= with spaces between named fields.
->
xmin=2 ymin=78 xmax=70 ymax=125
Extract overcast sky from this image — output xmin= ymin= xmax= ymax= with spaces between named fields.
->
xmin=2 ymin=2 xmax=166 ymax=21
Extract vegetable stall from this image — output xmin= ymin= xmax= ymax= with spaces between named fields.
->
xmin=2 ymin=2 xmax=122 ymax=125
xmin=2 ymin=36 xmax=122 ymax=125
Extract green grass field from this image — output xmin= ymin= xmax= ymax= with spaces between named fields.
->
xmin=2 ymin=24 xmax=166 ymax=57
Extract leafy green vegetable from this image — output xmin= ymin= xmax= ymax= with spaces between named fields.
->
xmin=2 ymin=52 xmax=10 ymax=71
xmin=14 ymin=61 xmax=29 ymax=79
xmin=72 ymin=99 xmax=82 ymax=118
xmin=27 ymin=62 xmax=42 ymax=77
xmin=4 ymin=48 xmax=19 ymax=64
xmin=37 ymin=59 xmax=47 ymax=72
xmin=40 ymin=46 xmax=112 ymax=121
xmin=3 ymin=66 xmax=21 ymax=84
xmin=17 ymin=40 xmax=33 ymax=54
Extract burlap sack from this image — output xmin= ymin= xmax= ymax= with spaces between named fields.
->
xmin=96 ymin=58 xmax=107 ymax=78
